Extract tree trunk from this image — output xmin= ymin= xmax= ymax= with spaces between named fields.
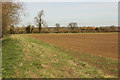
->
xmin=39 ymin=23 xmax=41 ymax=33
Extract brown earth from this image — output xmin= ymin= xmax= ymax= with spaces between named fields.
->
xmin=28 ymin=33 xmax=118 ymax=59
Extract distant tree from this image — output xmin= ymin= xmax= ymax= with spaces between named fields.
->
xmin=95 ymin=27 xmax=99 ymax=30
xmin=55 ymin=23 xmax=60 ymax=31
xmin=87 ymin=26 xmax=94 ymax=30
xmin=10 ymin=25 xmax=15 ymax=34
xmin=31 ymin=25 xmax=35 ymax=33
xmin=68 ymin=22 xmax=77 ymax=30
xmin=110 ymin=25 xmax=116 ymax=31
xmin=35 ymin=10 xmax=47 ymax=33
xmin=82 ymin=26 xmax=87 ymax=30
xmin=2 ymin=1 xmax=24 ymax=36
xmin=26 ymin=25 xmax=31 ymax=33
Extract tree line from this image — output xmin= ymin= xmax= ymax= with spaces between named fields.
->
xmin=9 ymin=24 xmax=119 ymax=34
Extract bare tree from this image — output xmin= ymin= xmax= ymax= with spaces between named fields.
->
xmin=2 ymin=1 xmax=24 ymax=36
xmin=55 ymin=23 xmax=60 ymax=31
xmin=68 ymin=22 xmax=77 ymax=30
xmin=35 ymin=10 xmax=47 ymax=33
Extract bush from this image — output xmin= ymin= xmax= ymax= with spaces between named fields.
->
xmin=42 ymin=31 xmax=50 ymax=33
xmin=64 ymin=31 xmax=69 ymax=33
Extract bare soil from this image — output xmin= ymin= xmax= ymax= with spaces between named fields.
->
xmin=28 ymin=33 xmax=118 ymax=59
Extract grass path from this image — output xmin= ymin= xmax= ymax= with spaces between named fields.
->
xmin=2 ymin=34 xmax=115 ymax=78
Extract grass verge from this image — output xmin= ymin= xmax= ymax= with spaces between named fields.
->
xmin=2 ymin=35 xmax=23 ymax=78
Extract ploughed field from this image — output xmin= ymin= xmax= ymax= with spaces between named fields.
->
xmin=28 ymin=33 xmax=118 ymax=59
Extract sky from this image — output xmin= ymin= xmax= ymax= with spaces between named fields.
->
xmin=16 ymin=0 xmax=119 ymax=2
xmin=18 ymin=2 xmax=118 ymax=27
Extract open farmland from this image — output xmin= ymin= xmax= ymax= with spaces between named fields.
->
xmin=27 ymin=33 xmax=119 ymax=76
xmin=2 ymin=1 xmax=119 ymax=79
xmin=28 ymin=33 xmax=118 ymax=59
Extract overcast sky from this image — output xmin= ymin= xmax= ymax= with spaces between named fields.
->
xmin=18 ymin=2 xmax=118 ymax=27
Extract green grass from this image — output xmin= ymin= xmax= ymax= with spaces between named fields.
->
xmin=2 ymin=35 xmax=23 ymax=78
xmin=2 ymin=34 xmax=116 ymax=78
